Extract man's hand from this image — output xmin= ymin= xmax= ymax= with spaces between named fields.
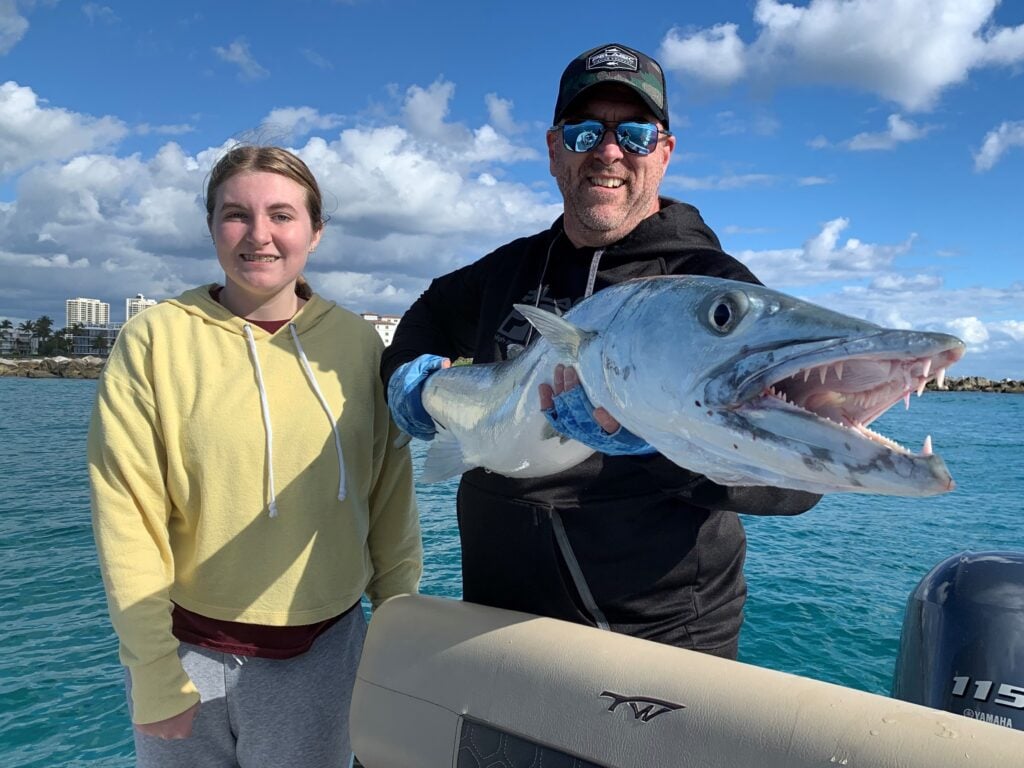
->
xmin=539 ymin=364 xmax=656 ymax=456
xmin=135 ymin=702 xmax=200 ymax=740
xmin=387 ymin=354 xmax=451 ymax=441
xmin=539 ymin=364 xmax=621 ymax=432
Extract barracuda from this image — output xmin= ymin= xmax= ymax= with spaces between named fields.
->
xmin=419 ymin=275 xmax=965 ymax=496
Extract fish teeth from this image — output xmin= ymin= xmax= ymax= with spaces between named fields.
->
xmin=922 ymin=435 xmax=933 ymax=457
xmin=819 ymin=366 xmax=828 ymax=385
xmin=803 ymin=368 xmax=811 ymax=383
xmin=921 ymin=358 xmax=932 ymax=378
xmin=903 ymin=391 xmax=911 ymax=410
xmin=916 ymin=379 xmax=926 ymax=397
xmin=936 ymin=367 xmax=946 ymax=389
xmin=852 ymin=421 xmax=910 ymax=454
xmin=834 ymin=361 xmax=844 ymax=381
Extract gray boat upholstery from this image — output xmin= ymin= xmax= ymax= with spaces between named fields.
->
xmin=351 ymin=594 xmax=1024 ymax=767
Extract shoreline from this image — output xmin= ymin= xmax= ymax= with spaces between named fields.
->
xmin=1 ymin=356 xmax=1021 ymax=392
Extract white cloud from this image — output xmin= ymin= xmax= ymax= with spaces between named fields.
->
xmin=0 ymin=81 xmax=128 ymax=176
xmin=947 ymin=316 xmax=990 ymax=345
xmin=0 ymin=82 xmax=558 ymax=321
xmin=0 ymin=0 xmax=28 ymax=55
xmin=402 ymin=79 xmax=457 ymax=142
xmin=0 ymin=250 xmax=89 ymax=269
xmin=301 ymin=49 xmax=333 ymax=70
xmin=867 ymin=273 xmax=943 ymax=292
xmin=736 ymin=217 xmax=914 ymax=285
xmin=259 ymin=107 xmax=344 ymax=143
xmin=660 ymin=23 xmax=747 ymax=86
xmin=660 ymin=0 xmax=1024 ymax=111
xmin=485 ymin=93 xmax=526 ymax=135
xmin=82 ymin=3 xmax=118 ymax=24
xmin=973 ymin=120 xmax=1024 ymax=171
xmin=213 ymin=38 xmax=269 ymax=81
xmin=846 ymin=114 xmax=932 ymax=151
xmin=393 ymin=79 xmax=538 ymax=166
xmin=991 ymin=319 xmax=1024 ymax=341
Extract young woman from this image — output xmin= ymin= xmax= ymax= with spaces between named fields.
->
xmin=89 ymin=145 xmax=422 ymax=767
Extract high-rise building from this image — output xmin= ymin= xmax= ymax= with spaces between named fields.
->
xmin=360 ymin=312 xmax=401 ymax=346
xmin=66 ymin=297 xmax=110 ymax=328
xmin=126 ymin=293 xmax=157 ymax=321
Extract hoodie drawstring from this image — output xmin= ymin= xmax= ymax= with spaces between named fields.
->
xmin=585 ymin=249 xmax=603 ymax=298
xmin=243 ymin=325 xmax=280 ymax=518
xmin=289 ymin=323 xmax=347 ymax=503
xmin=243 ymin=323 xmax=349 ymax=518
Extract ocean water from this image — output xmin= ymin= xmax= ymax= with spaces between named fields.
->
xmin=0 ymin=377 xmax=1021 ymax=766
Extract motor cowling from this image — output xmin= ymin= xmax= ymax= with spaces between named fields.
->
xmin=892 ymin=550 xmax=1024 ymax=731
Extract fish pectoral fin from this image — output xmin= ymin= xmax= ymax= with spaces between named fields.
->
xmin=421 ymin=429 xmax=477 ymax=483
xmin=514 ymin=303 xmax=595 ymax=359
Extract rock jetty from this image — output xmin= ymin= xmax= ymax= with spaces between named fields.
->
xmin=927 ymin=376 xmax=1024 ymax=393
xmin=0 ymin=356 xmax=106 ymax=379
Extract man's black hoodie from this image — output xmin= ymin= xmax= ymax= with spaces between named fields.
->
xmin=382 ymin=200 xmax=819 ymax=657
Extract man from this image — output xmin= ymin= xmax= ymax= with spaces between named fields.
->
xmin=381 ymin=43 xmax=819 ymax=659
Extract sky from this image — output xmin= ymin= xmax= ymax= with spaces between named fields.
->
xmin=0 ymin=0 xmax=1022 ymax=378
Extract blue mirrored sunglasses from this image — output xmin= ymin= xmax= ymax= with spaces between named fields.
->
xmin=556 ymin=120 xmax=671 ymax=156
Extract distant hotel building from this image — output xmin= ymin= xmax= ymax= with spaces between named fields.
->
xmin=66 ymin=297 xmax=110 ymax=328
xmin=361 ymin=313 xmax=401 ymax=346
xmin=126 ymin=293 xmax=157 ymax=321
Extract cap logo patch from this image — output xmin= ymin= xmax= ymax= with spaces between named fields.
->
xmin=587 ymin=46 xmax=638 ymax=72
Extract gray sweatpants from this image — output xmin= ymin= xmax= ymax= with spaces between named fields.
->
xmin=127 ymin=608 xmax=366 ymax=768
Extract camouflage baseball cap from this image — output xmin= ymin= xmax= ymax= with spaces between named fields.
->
xmin=553 ymin=43 xmax=669 ymax=129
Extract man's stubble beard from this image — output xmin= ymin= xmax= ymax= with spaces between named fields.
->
xmin=555 ymin=164 xmax=659 ymax=248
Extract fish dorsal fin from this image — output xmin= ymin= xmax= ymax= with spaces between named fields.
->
xmin=421 ymin=426 xmax=477 ymax=483
xmin=514 ymin=303 xmax=595 ymax=359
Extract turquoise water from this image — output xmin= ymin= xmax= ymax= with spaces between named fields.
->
xmin=0 ymin=377 xmax=1021 ymax=765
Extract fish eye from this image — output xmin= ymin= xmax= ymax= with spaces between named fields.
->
xmin=704 ymin=291 xmax=749 ymax=334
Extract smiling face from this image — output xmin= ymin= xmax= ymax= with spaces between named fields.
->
xmin=210 ymin=170 xmax=322 ymax=319
xmin=548 ymin=85 xmax=675 ymax=248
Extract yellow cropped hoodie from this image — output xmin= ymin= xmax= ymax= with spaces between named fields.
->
xmin=88 ymin=286 xmax=421 ymax=725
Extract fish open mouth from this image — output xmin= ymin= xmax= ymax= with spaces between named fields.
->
xmin=746 ymin=339 xmax=965 ymax=458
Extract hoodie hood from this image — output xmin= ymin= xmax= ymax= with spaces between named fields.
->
xmin=166 ymin=285 xmax=338 ymax=338
xmin=544 ymin=198 xmax=757 ymax=290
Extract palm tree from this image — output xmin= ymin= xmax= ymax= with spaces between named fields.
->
xmin=34 ymin=315 xmax=53 ymax=342
xmin=33 ymin=315 xmax=54 ymax=355
xmin=43 ymin=327 xmax=69 ymax=355
xmin=0 ymin=319 xmax=11 ymax=355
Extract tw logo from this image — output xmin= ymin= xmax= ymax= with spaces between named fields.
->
xmin=599 ymin=690 xmax=685 ymax=722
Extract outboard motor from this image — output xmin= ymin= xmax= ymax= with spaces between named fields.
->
xmin=892 ymin=550 xmax=1024 ymax=731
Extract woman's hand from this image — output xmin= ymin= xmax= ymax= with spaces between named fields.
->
xmin=135 ymin=702 xmax=200 ymax=740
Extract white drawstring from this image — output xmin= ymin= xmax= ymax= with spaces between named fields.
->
xmin=289 ymin=323 xmax=347 ymax=502
xmin=585 ymin=249 xmax=603 ymax=298
xmin=243 ymin=325 xmax=279 ymax=518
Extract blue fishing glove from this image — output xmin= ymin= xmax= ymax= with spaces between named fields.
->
xmin=543 ymin=384 xmax=657 ymax=456
xmin=387 ymin=354 xmax=447 ymax=441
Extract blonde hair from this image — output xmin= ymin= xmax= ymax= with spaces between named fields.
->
xmin=206 ymin=145 xmax=324 ymax=299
